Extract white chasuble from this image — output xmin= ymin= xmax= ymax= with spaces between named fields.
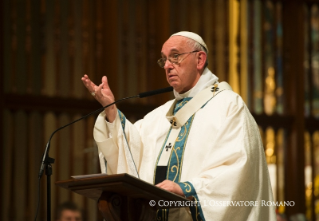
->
xmin=93 ymin=68 xmax=276 ymax=221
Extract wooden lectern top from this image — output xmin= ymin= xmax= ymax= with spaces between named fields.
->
xmin=56 ymin=173 xmax=190 ymax=203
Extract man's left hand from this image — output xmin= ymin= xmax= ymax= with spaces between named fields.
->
xmin=156 ymin=180 xmax=184 ymax=197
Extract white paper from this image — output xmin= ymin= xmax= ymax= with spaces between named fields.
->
xmin=71 ymin=173 xmax=107 ymax=179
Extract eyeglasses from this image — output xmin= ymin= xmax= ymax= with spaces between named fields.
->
xmin=157 ymin=50 xmax=199 ymax=68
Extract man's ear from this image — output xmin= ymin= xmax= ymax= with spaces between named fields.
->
xmin=196 ymin=51 xmax=207 ymax=70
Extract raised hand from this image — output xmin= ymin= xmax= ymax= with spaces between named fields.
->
xmin=81 ymin=75 xmax=117 ymax=122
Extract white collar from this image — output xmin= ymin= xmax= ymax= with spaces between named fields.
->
xmin=173 ymin=68 xmax=219 ymax=100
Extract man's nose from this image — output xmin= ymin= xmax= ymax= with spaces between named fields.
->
xmin=164 ymin=59 xmax=174 ymax=69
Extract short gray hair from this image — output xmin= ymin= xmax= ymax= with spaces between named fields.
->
xmin=185 ymin=38 xmax=208 ymax=69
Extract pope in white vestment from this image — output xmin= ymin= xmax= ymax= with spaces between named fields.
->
xmin=84 ymin=31 xmax=276 ymax=221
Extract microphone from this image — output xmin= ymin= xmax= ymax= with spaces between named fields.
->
xmin=138 ymin=86 xmax=173 ymax=98
xmin=36 ymin=86 xmax=173 ymax=221
xmin=38 ymin=86 xmax=173 ymax=179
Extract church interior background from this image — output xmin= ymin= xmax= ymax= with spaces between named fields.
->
xmin=1 ymin=0 xmax=319 ymax=220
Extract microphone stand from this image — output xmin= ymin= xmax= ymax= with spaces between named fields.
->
xmin=45 ymin=154 xmax=54 ymax=221
xmin=37 ymin=86 xmax=172 ymax=220
xmin=38 ymin=95 xmax=137 ymax=221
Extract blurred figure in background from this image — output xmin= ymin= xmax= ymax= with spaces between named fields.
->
xmin=56 ymin=201 xmax=83 ymax=221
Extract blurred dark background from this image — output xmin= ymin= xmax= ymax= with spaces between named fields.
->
xmin=1 ymin=0 xmax=319 ymax=220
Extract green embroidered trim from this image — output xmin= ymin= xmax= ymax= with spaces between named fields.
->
xmin=177 ymin=182 xmax=206 ymax=221
xmin=166 ymin=114 xmax=195 ymax=182
xmin=155 ymin=98 xmax=209 ymax=220
xmin=177 ymin=181 xmax=196 ymax=197
xmin=118 ymin=110 xmax=126 ymax=130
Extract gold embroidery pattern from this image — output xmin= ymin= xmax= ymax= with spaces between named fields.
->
xmin=189 ymin=196 xmax=203 ymax=221
xmin=195 ymin=196 xmax=202 ymax=221
xmin=176 ymin=100 xmax=189 ymax=109
xmin=170 ymin=146 xmax=181 ymax=182
xmin=176 ymin=122 xmax=188 ymax=141
xmin=156 ymin=210 xmax=160 ymax=221
xmin=166 ymin=143 xmax=176 ymax=180
xmin=183 ymin=182 xmax=192 ymax=193
xmin=166 ymin=115 xmax=195 ymax=182
xmin=178 ymin=115 xmax=195 ymax=181
xmin=195 ymin=202 xmax=200 ymax=221
xmin=156 ymin=210 xmax=162 ymax=221
xmin=156 ymin=209 xmax=168 ymax=221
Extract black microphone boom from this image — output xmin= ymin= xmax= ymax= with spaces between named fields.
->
xmin=36 ymin=86 xmax=173 ymax=221
xmin=38 ymin=86 xmax=172 ymax=179
xmin=138 ymin=86 xmax=173 ymax=98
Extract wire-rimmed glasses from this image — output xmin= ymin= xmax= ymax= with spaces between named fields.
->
xmin=157 ymin=50 xmax=199 ymax=68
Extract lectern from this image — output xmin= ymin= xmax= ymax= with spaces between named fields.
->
xmin=56 ymin=173 xmax=190 ymax=221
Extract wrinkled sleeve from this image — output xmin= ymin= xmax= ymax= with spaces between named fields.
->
xmin=93 ymin=110 xmax=143 ymax=177
xmin=178 ymin=96 xmax=275 ymax=221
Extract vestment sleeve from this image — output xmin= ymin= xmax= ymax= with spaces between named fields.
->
xmin=93 ymin=110 xmax=143 ymax=177
xmin=177 ymin=96 xmax=275 ymax=221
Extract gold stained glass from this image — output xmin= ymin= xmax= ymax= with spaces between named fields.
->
xmin=266 ymin=127 xmax=276 ymax=202
xmin=266 ymin=127 xmax=276 ymax=164
xmin=305 ymin=131 xmax=312 ymax=220
xmin=264 ymin=67 xmax=277 ymax=115
xmin=308 ymin=131 xmax=319 ymax=220
xmin=229 ymin=0 xmax=240 ymax=94
xmin=240 ymin=0 xmax=249 ymax=106
xmin=277 ymin=129 xmax=285 ymax=212
xmin=314 ymin=131 xmax=319 ymax=221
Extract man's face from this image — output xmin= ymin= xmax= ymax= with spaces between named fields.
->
xmin=58 ymin=209 xmax=82 ymax=221
xmin=161 ymin=36 xmax=201 ymax=93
